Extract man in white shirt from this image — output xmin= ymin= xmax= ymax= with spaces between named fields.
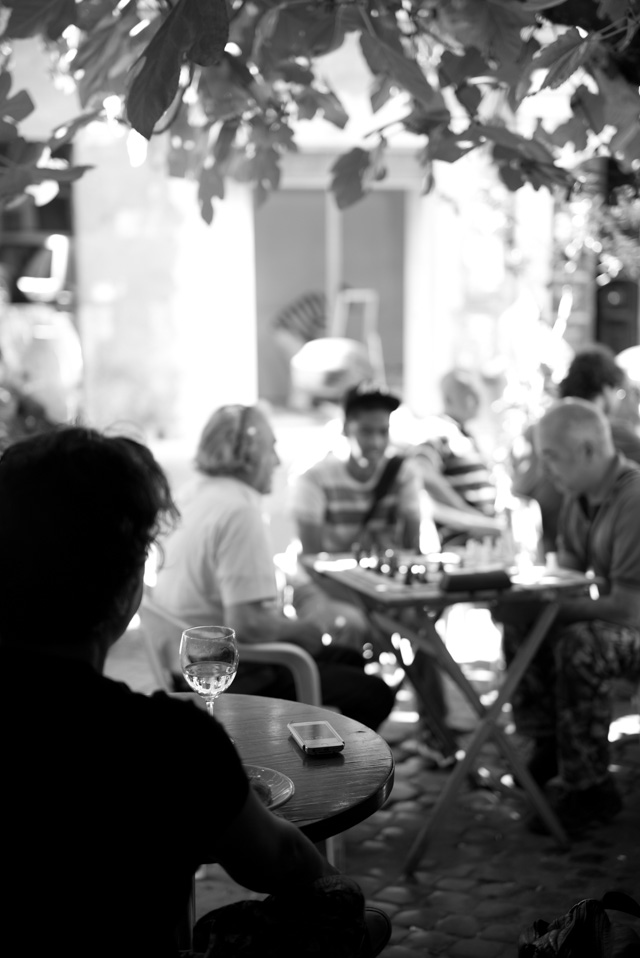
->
xmin=154 ymin=404 xmax=394 ymax=731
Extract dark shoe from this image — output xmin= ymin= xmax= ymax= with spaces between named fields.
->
xmin=360 ymin=906 xmax=392 ymax=957
xmin=528 ymin=776 xmax=623 ymax=836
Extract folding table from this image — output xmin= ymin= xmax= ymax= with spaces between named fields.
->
xmin=306 ymin=556 xmax=598 ymax=872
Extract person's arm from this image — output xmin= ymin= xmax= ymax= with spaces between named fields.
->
xmin=216 ymin=786 xmax=338 ymax=893
xmin=226 ymin=599 xmax=324 ymax=655
xmin=430 ymin=501 xmax=502 ymax=537
xmin=297 ymin=520 xmax=325 ymax=556
xmin=291 ymin=473 xmax=328 ymax=555
xmin=557 ymin=582 xmax=640 ymax=628
xmin=415 ymin=453 xmax=488 ymax=513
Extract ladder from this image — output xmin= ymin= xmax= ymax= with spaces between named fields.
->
xmin=329 ymin=288 xmax=386 ymax=384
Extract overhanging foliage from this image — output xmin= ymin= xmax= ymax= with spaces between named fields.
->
xmin=0 ymin=0 xmax=639 ymax=223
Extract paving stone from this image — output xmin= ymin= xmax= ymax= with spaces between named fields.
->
xmin=474 ymin=882 xmax=519 ymax=900
xmin=404 ymin=927 xmax=435 ymax=946
xmin=473 ymin=899 xmax=520 ymax=920
xmin=374 ymin=884 xmax=415 ymax=905
xmin=435 ymin=877 xmax=477 ymax=892
xmin=417 ymin=930 xmax=456 ymax=954
xmin=435 ymin=913 xmax=479 ymax=937
xmin=427 ymin=890 xmax=475 ymax=913
xmin=393 ymin=906 xmax=441 ymax=928
xmin=382 ymin=946 xmax=418 ymax=958
xmin=449 ymin=936 xmax=503 ymax=957
xmin=388 ymin=781 xmax=421 ymax=802
xmin=359 ymin=839 xmax=387 ymax=853
xmin=477 ymin=923 xmax=522 ymax=944
xmin=381 ymin=825 xmax=408 ymax=839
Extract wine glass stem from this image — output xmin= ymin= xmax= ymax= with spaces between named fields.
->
xmin=205 ymin=697 xmax=216 ymax=718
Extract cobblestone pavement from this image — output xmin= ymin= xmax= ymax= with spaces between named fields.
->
xmin=107 ymin=630 xmax=640 ymax=956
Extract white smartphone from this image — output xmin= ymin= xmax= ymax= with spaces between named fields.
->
xmin=287 ymin=720 xmax=345 ymax=756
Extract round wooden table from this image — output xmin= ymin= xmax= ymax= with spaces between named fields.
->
xmin=215 ymin=694 xmax=395 ymax=843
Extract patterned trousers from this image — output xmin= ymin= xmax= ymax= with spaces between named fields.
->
xmin=502 ymin=615 xmax=640 ymax=789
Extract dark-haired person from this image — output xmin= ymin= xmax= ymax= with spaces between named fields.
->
xmin=0 ymin=426 xmax=390 ymax=958
xmin=153 ymin=403 xmax=394 ymax=731
xmin=512 ymin=344 xmax=640 ymax=552
xmin=291 ymin=382 xmax=423 ymax=557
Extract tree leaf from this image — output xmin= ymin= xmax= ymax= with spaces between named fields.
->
xmin=546 ymin=115 xmax=589 ymax=151
xmin=0 ymin=163 xmax=92 ymax=199
xmin=1 ymin=90 xmax=34 ymax=124
xmin=0 ymin=118 xmax=18 ymax=143
xmin=312 ymin=88 xmax=348 ymax=129
xmin=571 ymin=85 xmax=606 ymax=135
xmin=437 ymin=0 xmax=536 ymax=64
xmin=438 ymin=49 xmax=493 ymax=89
xmin=187 ymin=0 xmax=229 ymax=68
xmin=360 ymin=33 xmax=450 ymax=119
xmin=126 ymin=0 xmax=197 ymax=139
xmin=48 ymin=109 xmax=107 ymax=149
xmin=533 ymin=28 xmax=595 ymax=91
xmin=212 ymin=117 xmax=240 ymax=167
xmin=257 ymin=4 xmax=345 ymax=60
xmin=1 ymin=0 xmax=76 ymax=40
xmin=330 ymin=147 xmax=371 ymax=210
xmin=370 ymin=75 xmax=394 ymax=114
xmin=198 ymin=164 xmax=224 ymax=224
xmin=596 ymin=0 xmax=630 ymax=21
xmin=428 ymin=126 xmax=481 ymax=162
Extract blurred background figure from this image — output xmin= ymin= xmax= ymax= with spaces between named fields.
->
xmin=511 ymin=344 xmax=640 ymax=554
xmin=410 ymin=369 xmax=501 ymax=547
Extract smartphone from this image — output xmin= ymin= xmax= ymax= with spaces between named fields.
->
xmin=287 ymin=720 xmax=345 ymax=756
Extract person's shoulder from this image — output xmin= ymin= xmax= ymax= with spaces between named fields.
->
xmin=299 ymin=452 xmax=344 ymax=482
xmin=610 ymin=421 xmax=640 ymax=464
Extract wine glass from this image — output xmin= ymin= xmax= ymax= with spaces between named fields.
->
xmin=180 ymin=626 xmax=239 ymax=717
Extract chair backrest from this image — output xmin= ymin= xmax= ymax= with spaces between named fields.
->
xmin=138 ymin=593 xmax=323 ymax=706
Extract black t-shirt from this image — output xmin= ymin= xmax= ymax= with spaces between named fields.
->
xmin=1 ymin=650 xmax=249 ymax=957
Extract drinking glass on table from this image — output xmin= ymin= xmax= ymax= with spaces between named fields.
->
xmin=180 ymin=626 xmax=239 ymax=717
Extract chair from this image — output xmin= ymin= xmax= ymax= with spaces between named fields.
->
xmin=137 ymin=592 xmax=322 ymax=706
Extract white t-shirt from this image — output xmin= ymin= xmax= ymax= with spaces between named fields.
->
xmin=154 ymin=473 xmax=277 ymax=625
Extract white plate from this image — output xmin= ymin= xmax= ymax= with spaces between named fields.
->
xmin=244 ymin=764 xmax=295 ymax=810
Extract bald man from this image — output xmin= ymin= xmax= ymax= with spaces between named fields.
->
xmin=500 ymin=398 xmax=640 ymax=835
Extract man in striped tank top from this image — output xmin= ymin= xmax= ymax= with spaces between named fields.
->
xmin=412 ymin=369 xmax=500 ymax=546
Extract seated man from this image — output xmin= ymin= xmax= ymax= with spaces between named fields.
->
xmin=0 ymin=426 xmax=390 ymax=958
xmin=499 ymin=399 xmax=640 ymax=834
xmin=512 ymin=344 xmax=640 ymax=553
xmin=290 ymin=381 xmax=425 ymax=651
xmin=154 ymin=403 xmax=395 ymax=731
xmin=412 ymin=369 xmax=500 ymax=546
xmin=292 ymin=381 xmax=423 ymax=559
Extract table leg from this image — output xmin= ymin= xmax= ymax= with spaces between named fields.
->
xmin=402 ymin=601 xmax=570 ymax=873
xmin=371 ymin=610 xmax=459 ymax=756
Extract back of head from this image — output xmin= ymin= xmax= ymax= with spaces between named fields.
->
xmin=195 ymin=404 xmax=266 ymax=484
xmin=538 ymin=397 xmax=613 ymax=454
xmin=343 ymin=381 xmax=400 ymax=421
xmin=440 ymin=369 xmax=480 ymax=424
xmin=0 ymin=427 xmax=177 ymax=647
xmin=558 ymin=345 xmax=623 ymax=401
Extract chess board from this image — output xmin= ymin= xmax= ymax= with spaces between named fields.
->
xmin=310 ymin=555 xmax=595 ymax=610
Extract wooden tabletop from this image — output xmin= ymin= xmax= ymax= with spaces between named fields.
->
xmin=215 ymin=694 xmax=395 ymax=843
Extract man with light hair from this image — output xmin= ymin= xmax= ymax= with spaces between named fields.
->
xmin=154 ymin=403 xmax=395 ymax=731
xmin=500 ymin=398 xmax=640 ymax=834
